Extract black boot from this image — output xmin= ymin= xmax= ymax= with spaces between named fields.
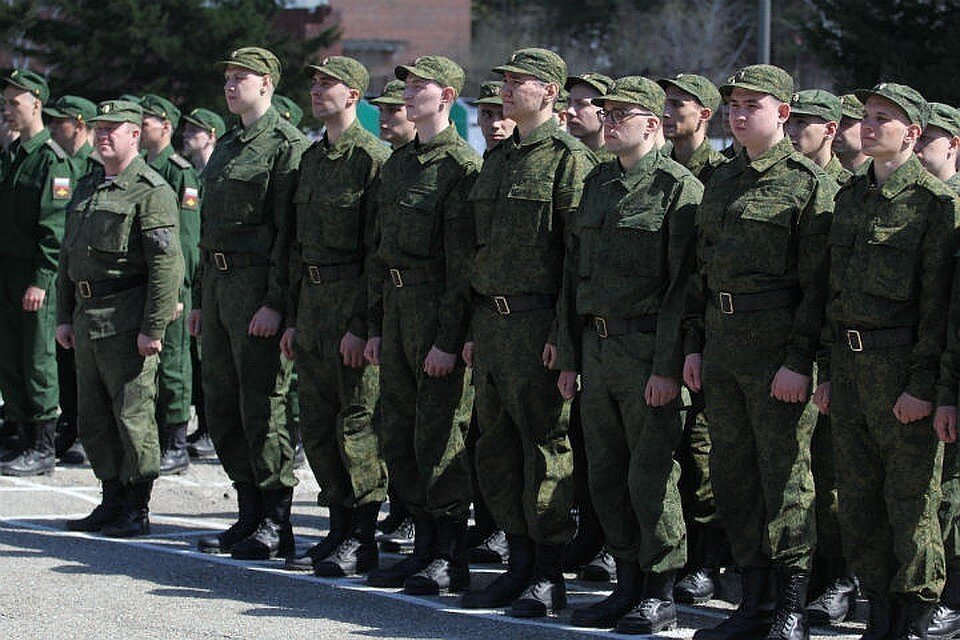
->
xmin=198 ymin=483 xmax=262 ymax=554
xmin=186 ymin=428 xmax=215 ymax=458
xmin=284 ymin=504 xmax=352 ymax=572
xmin=404 ymin=517 xmax=471 ymax=595
xmin=159 ymin=422 xmax=190 ymax=475
xmin=469 ymin=529 xmax=509 ymax=564
xmin=509 ymin=543 xmax=567 ymax=618
xmin=314 ymin=501 xmax=380 ymax=577
xmin=895 ymin=596 xmax=936 ymax=640
xmin=562 ymin=504 xmax=604 ymax=571
xmin=806 ymin=575 xmax=859 ymax=625
xmin=929 ymin=569 xmax=960 ymax=639
xmin=231 ymin=486 xmax=294 ymax=560
xmin=366 ymin=515 xmax=436 ymax=587
xmin=377 ymin=492 xmax=410 ymax=534
xmin=676 ymin=526 xmax=722 ymax=603
xmin=461 ymin=534 xmax=534 ymax=609
xmin=66 ymin=478 xmax=124 ymax=531
xmin=571 ymin=558 xmax=643 ymax=628
xmin=582 ymin=549 xmax=616 ymax=582
xmin=59 ymin=440 xmax=87 ymax=465
xmin=693 ymin=567 xmax=776 ymax=640
xmin=617 ymin=570 xmax=679 ymax=634
xmin=1 ymin=420 xmax=55 ymax=476
xmin=0 ymin=420 xmax=25 ymax=460
xmin=766 ymin=568 xmax=810 ymax=640
xmin=862 ymin=595 xmax=895 ymax=640
xmin=377 ymin=517 xmax=415 ymax=554
xmin=102 ymin=480 xmax=153 ymax=537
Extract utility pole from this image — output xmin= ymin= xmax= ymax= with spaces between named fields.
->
xmin=758 ymin=0 xmax=771 ymax=64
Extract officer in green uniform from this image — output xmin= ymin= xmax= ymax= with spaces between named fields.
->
xmin=277 ymin=56 xmax=389 ymax=576
xmin=460 ymin=48 xmax=596 ymax=618
xmin=363 ymin=55 xmax=480 ymax=595
xmin=0 ymin=69 xmax=77 ymax=476
xmin=835 ymin=94 xmax=870 ymax=174
xmin=57 ymin=99 xmax=184 ymax=536
xmin=190 ymin=47 xmax=307 ymax=560
xmin=813 ymin=83 xmax=956 ymax=640
xmin=272 ymin=94 xmax=303 ymax=127
xmin=139 ymin=94 xmax=202 ymax=475
xmin=685 ymin=65 xmax=835 ymax=640
xmin=371 ymin=80 xmax=417 ymax=149
xmin=556 ymin=76 xmax=702 ymax=633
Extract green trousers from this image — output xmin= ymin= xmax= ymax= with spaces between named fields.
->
xmin=942 ymin=443 xmax=960 ymax=571
xmin=156 ymin=294 xmax=192 ymax=428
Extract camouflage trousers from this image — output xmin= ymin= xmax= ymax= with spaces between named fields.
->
xmin=807 ymin=405 xmax=849 ymax=588
xmin=472 ymin=306 xmax=574 ymax=545
xmin=580 ymin=329 xmax=686 ymax=571
xmin=831 ymin=344 xmax=944 ymax=602
xmin=156 ymin=294 xmax=192 ymax=428
xmin=942 ymin=443 xmax=960 ymax=571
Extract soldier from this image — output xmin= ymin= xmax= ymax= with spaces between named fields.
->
xmin=685 ymin=65 xmax=834 ymax=640
xmin=556 ymin=76 xmax=702 ymax=633
xmin=371 ymin=80 xmax=416 ymax=149
xmin=659 ymin=74 xmax=726 ymax=184
xmin=564 ymin=72 xmax=613 ymax=155
xmin=57 ymin=99 xmax=183 ymax=536
xmin=835 ymin=94 xmax=870 ymax=174
xmin=189 ymin=47 xmax=307 ymax=560
xmin=0 ymin=69 xmax=77 ymax=476
xmin=272 ymin=94 xmax=303 ymax=127
xmin=460 ymin=47 xmax=596 ymax=617
xmin=813 ymin=82 xmax=955 ymax=640
xmin=277 ymin=56 xmax=389 ymax=576
xmin=555 ymin=88 xmax=570 ymax=131
xmin=472 ymin=81 xmax=515 ymax=152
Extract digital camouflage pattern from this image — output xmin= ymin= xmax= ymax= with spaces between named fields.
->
xmin=673 ymin=139 xmax=726 ymax=186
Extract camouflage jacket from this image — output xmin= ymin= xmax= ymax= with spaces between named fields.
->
xmin=673 ymin=138 xmax=726 ymax=185
xmin=148 ymin=144 xmax=201 ymax=293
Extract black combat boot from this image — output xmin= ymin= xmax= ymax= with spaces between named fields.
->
xmin=929 ymin=569 xmax=960 ymax=639
xmin=617 ymin=570 xmax=679 ymax=634
xmin=694 ymin=567 xmax=776 ymax=640
xmin=159 ymin=422 xmax=190 ymax=475
xmin=198 ymin=483 xmax=262 ymax=554
xmin=806 ymin=575 xmax=859 ymax=625
xmin=186 ymin=428 xmax=215 ymax=458
xmin=676 ymin=526 xmax=723 ymax=604
xmin=102 ymin=480 xmax=153 ymax=537
xmin=284 ymin=504 xmax=352 ymax=572
xmin=894 ymin=596 xmax=936 ymax=640
xmin=509 ymin=543 xmax=567 ymax=618
xmin=571 ymin=558 xmax=643 ymax=628
xmin=469 ymin=529 xmax=509 ymax=564
xmin=230 ymin=486 xmax=294 ymax=560
xmin=0 ymin=420 xmax=25 ymax=461
xmin=862 ymin=594 xmax=895 ymax=640
xmin=314 ymin=501 xmax=380 ymax=577
xmin=377 ymin=491 xmax=409 ymax=535
xmin=1 ymin=420 xmax=55 ymax=476
xmin=366 ymin=515 xmax=436 ymax=587
xmin=461 ymin=533 xmax=534 ymax=609
xmin=404 ymin=517 xmax=471 ymax=595
xmin=66 ymin=478 xmax=125 ymax=531
xmin=766 ymin=567 xmax=811 ymax=640
xmin=582 ymin=549 xmax=616 ymax=582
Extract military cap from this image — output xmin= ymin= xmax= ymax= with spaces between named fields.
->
xmin=395 ymin=55 xmax=465 ymax=94
xmin=789 ymin=89 xmax=842 ymax=123
xmin=118 ymin=93 xmax=142 ymax=104
xmin=565 ymin=72 xmax=614 ymax=96
xmin=217 ymin=46 xmax=282 ymax=85
xmin=657 ymin=73 xmax=721 ymax=113
xmin=43 ymin=95 xmax=97 ymax=123
xmin=839 ymin=94 xmax=864 ymax=120
xmin=140 ymin=94 xmax=181 ymax=129
xmin=307 ymin=55 xmax=370 ymax=93
xmin=370 ymin=80 xmax=405 ymax=106
xmin=720 ymin=64 xmax=794 ymax=103
xmin=856 ymin=82 xmax=929 ymax=128
xmin=471 ymin=81 xmax=504 ymax=107
xmin=493 ymin=48 xmax=566 ymax=87
xmin=927 ymin=102 xmax=960 ymax=138
xmin=593 ymin=76 xmax=666 ymax=118
xmin=4 ymin=68 xmax=49 ymax=103
xmin=88 ymin=100 xmax=143 ymax=126
xmin=272 ymin=94 xmax=303 ymax=126
xmin=182 ymin=107 xmax=226 ymax=137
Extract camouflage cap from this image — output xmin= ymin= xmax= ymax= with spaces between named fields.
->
xmin=272 ymin=94 xmax=303 ymax=126
xmin=370 ymin=80 xmax=405 ymax=106
xmin=594 ymin=76 xmax=666 ymax=118
xmin=43 ymin=95 xmax=97 ymax=124
xmin=789 ymin=89 xmax=842 ymax=123
xmin=565 ymin=72 xmax=614 ymax=96
xmin=88 ymin=100 xmax=143 ymax=126
xmin=720 ymin=64 xmax=794 ymax=103
xmin=4 ymin=68 xmax=49 ymax=103
xmin=395 ymin=55 xmax=465 ymax=94
xmin=856 ymin=82 xmax=929 ymax=128
xmin=140 ymin=93 xmax=181 ymax=129
xmin=657 ymin=73 xmax=721 ymax=112
xmin=839 ymin=94 xmax=864 ymax=121
xmin=471 ymin=81 xmax=504 ymax=106
xmin=493 ymin=48 xmax=566 ymax=87
xmin=182 ymin=107 xmax=226 ymax=137
xmin=927 ymin=102 xmax=960 ymax=138
xmin=307 ymin=55 xmax=370 ymax=93
xmin=217 ymin=46 xmax=282 ymax=85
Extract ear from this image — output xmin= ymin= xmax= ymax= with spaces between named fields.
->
xmin=699 ymin=106 xmax=713 ymax=123
xmin=543 ymin=82 xmax=559 ymax=105
xmin=648 ymin=115 xmax=661 ymax=134
xmin=346 ymin=87 xmax=362 ymax=106
xmin=824 ymin=120 xmax=838 ymax=140
xmin=777 ymin=102 xmax=791 ymax=124
xmin=440 ymin=86 xmax=457 ymax=106
xmin=905 ymin=123 xmax=923 ymax=145
xmin=950 ymin=135 xmax=960 ymax=155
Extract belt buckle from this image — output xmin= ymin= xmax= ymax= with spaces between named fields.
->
xmin=594 ymin=316 xmax=608 ymax=338
xmin=846 ymin=329 xmax=864 ymax=352
xmin=78 ymin=280 xmax=92 ymax=299
xmin=493 ymin=296 xmax=511 ymax=315
xmin=213 ymin=252 xmax=228 ymax=272
xmin=308 ymin=265 xmax=322 ymax=284
xmin=389 ymin=268 xmax=404 ymax=288
xmin=719 ymin=291 xmax=735 ymax=315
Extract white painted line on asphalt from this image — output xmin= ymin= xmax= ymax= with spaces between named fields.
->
xmin=0 ymin=486 xmax=99 ymax=492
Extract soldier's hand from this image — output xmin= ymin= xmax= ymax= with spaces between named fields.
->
xmin=187 ymin=309 xmax=202 ymax=337
xmin=934 ymin=405 xmax=958 ymax=442
xmin=340 ymin=331 xmax=366 ymax=368
xmin=137 ymin=333 xmax=163 ymax=356
xmin=683 ymin=353 xmax=703 ymax=392
xmin=172 ymin=302 xmax=184 ymax=321
xmin=248 ymin=306 xmax=281 ymax=337
xmin=461 ymin=341 xmax=475 ymax=368
xmin=364 ymin=336 xmax=382 ymax=365
xmin=645 ymin=374 xmax=679 ymax=407
xmin=56 ymin=324 xmax=75 ymax=350
xmin=813 ymin=382 xmax=831 ymax=415
xmin=770 ymin=366 xmax=811 ymax=403
xmin=280 ymin=328 xmax=296 ymax=360
xmin=542 ymin=343 xmax=558 ymax=369
xmin=22 ymin=285 xmax=46 ymax=312
xmin=424 ymin=346 xmax=457 ymax=377
xmin=894 ymin=392 xmax=933 ymax=425
xmin=557 ymin=370 xmax=578 ymax=400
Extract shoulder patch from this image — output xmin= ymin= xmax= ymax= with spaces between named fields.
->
xmin=44 ymin=137 xmax=68 ymax=161
xmin=51 ymin=175 xmax=72 ymax=200
xmin=181 ymin=186 xmax=199 ymax=210
xmin=170 ymin=153 xmax=192 ymax=169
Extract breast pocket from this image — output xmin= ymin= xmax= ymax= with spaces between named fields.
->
xmin=397 ymin=187 xmax=439 ymax=258
xmin=321 ymin=189 xmax=363 ymax=253
xmin=861 ymin=222 xmax=923 ymax=301
xmin=606 ymin=203 xmax=666 ymax=276
xmin=87 ymin=202 xmax=135 ymax=254
xmin=224 ymin=164 xmax=269 ymax=224
xmin=737 ymin=200 xmax=794 ymax=275
xmin=506 ymin=180 xmax=552 ymax=245
xmin=468 ymin=180 xmax=496 ymax=248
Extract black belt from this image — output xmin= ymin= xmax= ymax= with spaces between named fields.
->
xmin=591 ymin=314 xmax=658 ymax=338
xmin=304 ymin=261 xmax=362 ymax=285
xmin=205 ymin=251 xmax=269 ymax=272
xmin=710 ymin=288 xmax=795 ymax=314
xmin=480 ymin=294 xmax=556 ymax=316
xmin=76 ymin=275 xmax=146 ymax=299
xmin=843 ymin=326 xmax=915 ymax=352
xmin=387 ymin=267 xmax=443 ymax=288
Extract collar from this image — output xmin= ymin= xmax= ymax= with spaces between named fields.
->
xmin=75 ymin=142 xmax=95 ymax=161
xmin=413 ymin=124 xmax=460 ymax=164
xmin=147 ymin=143 xmax=174 ymax=170
xmin=872 ymin=154 xmax=924 ymax=200
xmin=946 ymin=171 xmax=960 ymax=195
xmin=15 ymin=128 xmax=51 ymax=155
xmin=100 ymin=155 xmax=147 ymax=191
xmin=322 ymin=119 xmax=364 ymax=160
xmin=615 ymin=148 xmax=661 ymax=190
xmin=238 ymin=106 xmax=279 ymax=143
xmin=745 ymin=136 xmax=794 ymax=173
xmin=514 ymin=117 xmax=559 ymax=148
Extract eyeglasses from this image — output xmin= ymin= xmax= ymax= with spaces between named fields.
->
xmin=598 ymin=109 xmax=651 ymax=125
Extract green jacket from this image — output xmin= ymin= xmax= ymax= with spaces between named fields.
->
xmin=824 ymin=155 xmax=853 ymax=187
xmin=148 ymin=144 xmax=201 ymax=294
xmin=672 ymin=138 xmax=726 ymax=185
xmin=72 ymin=142 xmax=102 ymax=179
